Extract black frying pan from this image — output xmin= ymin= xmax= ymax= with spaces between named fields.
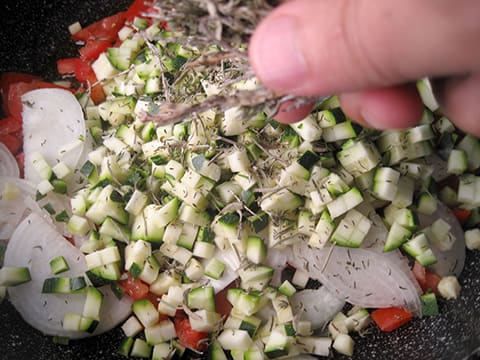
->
xmin=1 ymin=1 xmax=480 ymax=359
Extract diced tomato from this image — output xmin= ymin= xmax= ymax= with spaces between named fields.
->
xmin=412 ymin=261 xmax=427 ymax=290
xmin=145 ymin=292 xmax=161 ymax=308
xmin=1 ymin=72 xmax=41 ymax=116
xmin=214 ymin=282 xmax=236 ymax=318
xmin=72 ymin=12 xmax=126 ymax=43
xmin=117 ymin=273 xmax=150 ymax=301
xmin=15 ymin=152 xmax=25 ymax=178
xmin=79 ymin=40 xmax=111 ymax=61
xmin=0 ymin=116 xmax=22 ymax=136
xmin=424 ymin=270 xmax=441 ymax=295
xmin=73 ymin=59 xmax=94 ymax=83
xmin=452 ymin=208 xmax=471 ymax=226
xmin=0 ymin=133 xmax=22 ymax=155
xmin=126 ymin=0 xmax=153 ymax=21
xmin=57 ymin=58 xmax=80 ymax=75
xmin=371 ymin=307 xmax=413 ymax=332
xmin=412 ymin=261 xmax=441 ymax=294
xmin=174 ymin=312 xmax=209 ymax=351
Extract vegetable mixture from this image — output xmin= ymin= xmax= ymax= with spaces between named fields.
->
xmin=1 ymin=1 xmax=480 ymax=359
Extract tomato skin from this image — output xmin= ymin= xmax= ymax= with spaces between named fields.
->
xmin=72 ymin=12 xmax=126 ymax=42
xmin=125 ymin=0 xmax=153 ymax=22
xmin=371 ymin=307 xmax=413 ymax=332
xmin=117 ymin=273 xmax=150 ymax=301
xmin=424 ymin=271 xmax=441 ymax=295
xmin=214 ymin=282 xmax=236 ymax=319
xmin=1 ymin=72 xmax=41 ymax=115
xmin=412 ymin=261 xmax=441 ymax=295
xmin=174 ymin=313 xmax=209 ymax=351
xmin=0 ymin=116 xmax=22 ymax=136
xmin=79 ymin=40 xmax=111 ymax=61
xmin=57 ymin=58 xmax=79 ymax=75
xmin=15 ymin=152 xmax=25 ymax=178
xmin=0 ymin=133 xmax=22 ymax=155
xmin=452 ymin=208 xmax=471 ymax=226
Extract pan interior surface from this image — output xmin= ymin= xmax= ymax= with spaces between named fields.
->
xmin=0 ymin=1 xmax=479 ymax=359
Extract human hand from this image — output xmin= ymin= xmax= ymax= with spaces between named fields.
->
xmin=249 ymin=0 xmax=480 ymax=136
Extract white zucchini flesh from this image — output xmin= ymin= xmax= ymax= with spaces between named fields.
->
xmin=0 ymin=143 xmax=20 ymax=178
xmin=4 ymin=213 xmax=131 ymax=338
xmin=417 ymin=201 xmax=465 ymax=277
xmin=22 ymin=89 xmax=88 ymax=190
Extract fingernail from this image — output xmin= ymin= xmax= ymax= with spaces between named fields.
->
xmin=250 ymin=16 xmax=308 ymax=93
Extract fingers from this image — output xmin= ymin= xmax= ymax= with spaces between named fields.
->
xmin=435 ymin=73 xmax=480 ymax=137
xmin=249 ymin=0 xmax=480 ymax=96
xmin=273 ymin=101 xmax=314 ymax=123
xmin=338 ymin=84 xmax=424 ymax=129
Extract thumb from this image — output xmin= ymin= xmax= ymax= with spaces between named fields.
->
xmin=249 ymin=0 xmax=480 ymax=96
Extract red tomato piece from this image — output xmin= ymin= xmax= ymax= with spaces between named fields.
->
xmin=1 ymin=72 xmax=41 ymax=116
xmin=72 ymin=12 xmax=126 ymax=42
xmin=15 ymin=152 xmax=25 ymax=178
xmin=0 ymin=133 xmax=22 ymax=155
xmin=371 ymin=307 xmax=413 ymax=332
xmin=174 ymin=313 xmax=209 ymax=351
xmin=412 ymin=261 xmax=427 ymax=290
xmin=214 ymin=282 xmax=236 ymax=319
xmin=412 ymin=261 xmax=441 ymax=294
xmin=117 ymin=273 xmax=150 ymax=301
xmin=57 ymin=58 xmax=80 ymax=75
xmin=72 ymin=60 xmax=105 ymax=103
xmin=125 ymin=0 xmax=152 ymax=21
xmin=424 ymin=270 xmax=441 ymax=295
xmin=0 ymin=116 xmax=22 ymax=136
xmin=79 ymin=40 xmax=111 ymax=61
xmin=452 ymin=208 xmax=471 ymax=226
xmin=73 ymin=59 xmax=94 ymax=83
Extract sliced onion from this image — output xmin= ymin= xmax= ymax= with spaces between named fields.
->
xmin=0 ymin=176 xmax=36 ymax=240
xmin=290 ymin=287 xmax=345 ymax=330
xmin=0 ymin=143 xmax=19 ymax=178
xmin=22 ymin=89 xmax=86 ymax=191
xmin=417 ymin=201 xmax=465 ymax=277
xmin=263 ymin=247 xmax=291 ymax=286
xmin=357 ymin=202 xmax=420 ymax=288
xmin=290 ymin=242 xmax=422 ymax=315
xmin=4 ymin=213 xmax=131 ymax=338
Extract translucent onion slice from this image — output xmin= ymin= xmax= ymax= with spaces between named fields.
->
xmin=22 ymin=89 xmax=86 ymax=190
xmin=357 ymin=203 xmax=420 ymax=288
xmin=263 ymin=247 xmax=291 ymax=286
xmin=0 ymin=143 xmax=19 ymax=178
xmin=0 ymin=176 xmax=35 ymax=240
xmin=290 ymin=288 xmax=345 ymax=330
xmin=290 ymin=242 xmax=422 ymax=315
xmin=4 ymin=213 xmax=132 ymax=339
xmin=417 ymin=201 xmax=465 ymax=277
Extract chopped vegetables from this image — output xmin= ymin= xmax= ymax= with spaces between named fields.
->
xmin=0 ymin=0 xmax=479 ymax=359
xmin=370 ymin=307 xmax=413 ymax=332
xmin=437 ymin=276 xmax=462 ymax=300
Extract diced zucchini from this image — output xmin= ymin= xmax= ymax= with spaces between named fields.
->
xmin=187 ymin=286 xmax=215 ymax=312
xmin=0 ymin=267 xmax=31 ymax=287
xmin=132 ymin=298 xmax=159 ymax=328
xmin=49 ymin=256 xmax=70 ymax=275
